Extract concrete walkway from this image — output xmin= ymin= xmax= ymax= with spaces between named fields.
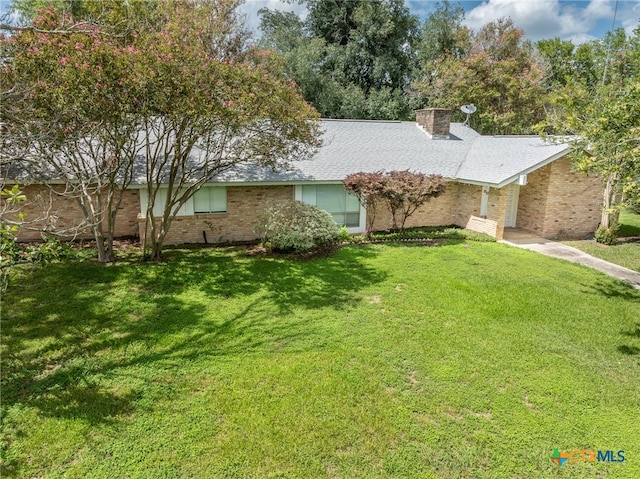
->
xmin=500 ymin=228 xmax=640 ymax=290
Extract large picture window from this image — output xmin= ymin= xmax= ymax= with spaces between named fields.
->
xmin=301 ymin=184 xmax=360 ymax=227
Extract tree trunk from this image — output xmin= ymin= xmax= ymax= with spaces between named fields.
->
xmin=365 ymin=197 xmax=377 ymax=237
xmin=93 ymin=226 xmax=115 ymax=263
xmin=150 ymin=240 xmax=163 ymax=261
xmin=601 ymin=173 xmax=620 ymax=229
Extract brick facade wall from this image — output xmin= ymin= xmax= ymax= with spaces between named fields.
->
xmin=4 ymin=185 xmax=140 ymax=241
xmin=516 ymin=164 xmax=550 ymax=235
xmin=371 ymin=183 xmax=459 ymax=231
xmin=517 ymin=156 xmax=601 ymax=238
xmin=6 ymin=155 xmax=602 ymax=244
xmin=453 ymin=183 xmax=482 ymax=226
xmin=138 ymin=185 xmax=294 ymax=245
xmin=462 ymin=186 xmax=508 ymax=239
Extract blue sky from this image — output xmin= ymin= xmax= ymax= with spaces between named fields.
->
xmin=240 ymin=0 xmax=640 ymax=43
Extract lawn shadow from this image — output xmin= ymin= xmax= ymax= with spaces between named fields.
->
xmin=582 ymin=277 xmax=640 ymax=302
xmin=617 ymin=345 xmax=640 ymax=355
xmin=1 ymin=244 xmax=386 ymax=426
xmin=618 ymin=322 xmax=640 ymax=356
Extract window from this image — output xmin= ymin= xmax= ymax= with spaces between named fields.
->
xmin=193 ymin=186 xmax=227 ymax=214
xmin=147 ymin=188 xmax=191 ymax=217
xmin=301 ymin=184 xmax=360 ymax=227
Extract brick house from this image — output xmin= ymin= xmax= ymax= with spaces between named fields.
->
xmin=7 ymin=108 xmax=602 ymax=243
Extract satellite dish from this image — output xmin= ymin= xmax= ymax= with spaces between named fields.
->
xmin=460 ymin=104 xmax=476 ymax=114
xmin=460 ymin=104 xmax=476 ymax=127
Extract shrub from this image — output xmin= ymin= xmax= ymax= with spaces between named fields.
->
xmin=255 ymin=201 xmax=340 ymax=252
xmin=595 ymin=222 xmax=619 ymax=245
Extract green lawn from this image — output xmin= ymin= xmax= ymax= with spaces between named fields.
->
xmin=619 ymin=208 xmax=640 ymax=237
xmin=564 ymin=209 xmax=640 ymax=272
xmin=2 ymin=242 xmax=639 ymax=478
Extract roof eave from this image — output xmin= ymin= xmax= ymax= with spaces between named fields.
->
xmin=493 ymin=147 xmax=572 ymax=188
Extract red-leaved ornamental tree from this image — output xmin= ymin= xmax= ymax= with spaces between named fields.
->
xmin=343 ymin=170 xmax=447 ymax=234
xmin=384 ymin=170 xmax=447 ymax=230
xmin=342 ymin=171 xmax=386 ymax=236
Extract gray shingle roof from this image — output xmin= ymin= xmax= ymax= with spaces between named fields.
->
xmin=5 ymin=119 xmax=571 ymax=187
xmin=213 ymin=119 xmax=570 ymax=187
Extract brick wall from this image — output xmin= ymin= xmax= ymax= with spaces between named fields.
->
xmin=453 ymin=183 xmax=482 ymax=225
xmin=4 ymin=185 xmax=140 ymax=241
xmin=370 ymin=181 xmax=510 ymax=238
xmin=517 ymin=156 xmax=601 ymax=238
xmin=541 ymin=156 xmax=601 ymax=238
xmin=6 ymin=156 xmax=602 ymax=244
xmin=516 ymin=164 xmax=550 ymax=235
xmin=489 ymin=186 xmax=509 ymax=240
xmin=371 ymin=183 xmax=458 ymax=231
xmin=466 ymin=216 xmax=498 ymax=237
xmin=138 ymin=185 xmax=294 ymax=245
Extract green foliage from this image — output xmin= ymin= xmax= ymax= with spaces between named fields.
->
xmin=259 ymin=0 xmax=420 ymax=120
xmin=536 ymin=27 xmax=640 ymax=235
xmin=536 ymin=37 xmax=577 ymax=88
xmin=415 ymin=18 xmax=546 ymax=134
xmin=255 ymin=200 xmax=340 ymax=252
xmin=595 ymin=222 xmax=619 ymax=245
xmin=338 ymin=225 xmax=351 ymax=242
xmin=565 ymin=209 xmax=640 ymax=271
xmin=417 ymin=0 xmax=467 ymax=63
xmin=343 ymin=225 xmax=495 ymax=243
xmin=0 ymin=187 xmax=71 ymax=291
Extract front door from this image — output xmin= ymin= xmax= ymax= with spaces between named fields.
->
xmin=504 ymin=184 xmax=520 ymax=228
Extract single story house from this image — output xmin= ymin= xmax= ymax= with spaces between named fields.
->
xmin=7 ymin=108 xmax=602 ymax=243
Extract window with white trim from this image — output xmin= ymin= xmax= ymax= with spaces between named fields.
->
xmin=193 ymin=186 xmax=227 ymax=214
xmin=301 ymin=184 xmax=361 ymax=227
xmin=139 ymin=186 xmax=227 ymax=217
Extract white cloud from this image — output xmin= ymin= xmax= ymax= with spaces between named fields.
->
xmin=463 ymin=0 xmax=639 ymax=43
xmin=239 ymin=0 xmax=308 ymax=37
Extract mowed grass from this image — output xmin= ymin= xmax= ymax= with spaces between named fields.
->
xmin=618 ymin=208 xmax=640 ymax=237
xmin=565 ymin=209 xmax=640 ymax=272
xmin=1 ymin=242 xmax=639 ymax=478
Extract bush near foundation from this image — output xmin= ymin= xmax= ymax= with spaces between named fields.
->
xmin=255 ymin=201 xmax=340 ymax=252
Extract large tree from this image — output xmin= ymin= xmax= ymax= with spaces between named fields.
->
xmin=417 ymin=0 xmax=468 ymax=64
xmin=259 ymin=0 xmax=420 ymax=120
xmin=2 ymin=0 xmax=320 ymax=261
xmin=1 ymin=4 xmax=148 ymax=262
xmin=414 ymin=18 xmax=546 ymax=134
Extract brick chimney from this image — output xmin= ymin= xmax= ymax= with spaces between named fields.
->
xmin=415 ymin=108 xmax=452 ymax=139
